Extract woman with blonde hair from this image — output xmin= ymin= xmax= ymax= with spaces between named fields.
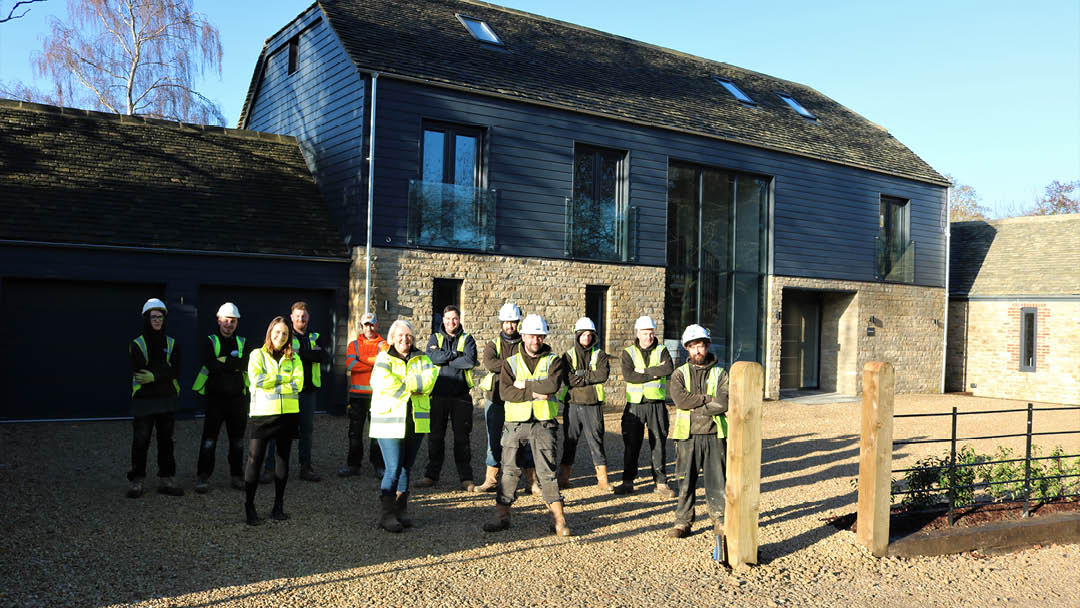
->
xmin=243 ymin=316 xmax=304 ymax=525
xmin=369 ymin=319 xmax=438 ymax=532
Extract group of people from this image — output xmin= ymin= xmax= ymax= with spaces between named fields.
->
xmin=127 ymin=297 xmax=732 ymax=538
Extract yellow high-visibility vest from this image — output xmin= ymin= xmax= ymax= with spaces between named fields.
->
xmin=567 ymin=347 xmax=605 ymax=402
xmin=504 ymin=351 xmax=560 ymax=422
xmin=671 ymin=363 xmax=727 ymax=440
xmin=292 ymin=332 xmax=322 ymax=388
xmin=369 ymin=351 xmax=438 ymax=438
xmin=130 ymin=335 xmax=180 ymax=396
xmin=247 ymin=348 xmax=304 ymax=417
xmin=479 ymin=339 xmax=502 ymax=392
xmin=624 ymin=344 xmax=667 ymax=403
xmin=435 ymin=332 xmax=475 ymax=388
xmin=192 ymin=335 xmax=248 ymax=395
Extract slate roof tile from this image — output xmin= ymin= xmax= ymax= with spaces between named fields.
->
xmin=950 ymin=215 xmax=1080 ymax=296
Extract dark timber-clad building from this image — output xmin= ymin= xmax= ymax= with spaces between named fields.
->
xmin=0 ymin=100 xmax=350 ymax=420
xmin=239 ymin=0 xmax=947 ymax=400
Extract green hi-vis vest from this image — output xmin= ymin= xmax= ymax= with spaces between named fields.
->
xmin=130 ymin=335 xmax=180 ymax=396
xmin=504 ymin=351 xmax=560 ymax=422
xmin=567 ymin=347 xmax=605 ymax=402
xmin=671 ymin=363 xmax=728 ymax=440
xmin=369 ymin=351 xmax=438 ymax=438
xmin=435 ymin=332 xmax=475 ymax=388
xmin=292 ymin=333 xmax=322 ymax=388
xmin=478 ymin=339 xmax=502 ymax=392
xmin=624 ymin=344 xmax=667 ymax=403
xmin=248 ymin=349 xmax=303 ymax=416
xmin=192 ymin=335 xmax=248 ymax=395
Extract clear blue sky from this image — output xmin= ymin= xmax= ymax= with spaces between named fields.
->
xmin=2 ymin=0 xmax=1077 ymax=217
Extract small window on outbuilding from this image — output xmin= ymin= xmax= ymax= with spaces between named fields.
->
xmin=456 ymin=14 xmax=503 ymax=45
xmin=287 ymin=36 xmax=299 ymax=75
xmin=1020 ymin=307 xmax=1037 ymax=372
xmin=777 ymin=92 xmax=816 ymax=120
xmin=713 ymin=77 xmax=754 ymax=104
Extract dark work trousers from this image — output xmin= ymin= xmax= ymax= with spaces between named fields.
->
xmin=620 ymin=400 xmax=670 ymax=485
xmin=424 ymin=394 xmax=474 ymax=482
xmin=346 ymin=394 xmax=384 ymax=470
xmin=128 ymin=412 xmax=177 ymax=481
xmin=265 ymin=391 xmax=316 ymax=471
xmin=673 ymin=434 xmax=727 ymax=527
xmin=561 ymin=403 xmax=607 ymax=467
xmin=497 ymin=420 xmax=562 ymax=506
xmin=196 ymin=394 xmax=248 ymax=480
xmin=483 ymin=399 xmax=535 ymax=469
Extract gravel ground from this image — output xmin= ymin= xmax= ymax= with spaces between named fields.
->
xmin=1 ymin=393 xmax=1077 ymax=607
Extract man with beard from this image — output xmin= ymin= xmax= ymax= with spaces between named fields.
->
xmin=666 ymin=324 xmax=729 ymax=538
xmin=193 ymin=302 xmax=249 ymax=493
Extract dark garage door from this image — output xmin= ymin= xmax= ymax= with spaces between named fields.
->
xmin=3 ymin=278 xmax=165 ymax=420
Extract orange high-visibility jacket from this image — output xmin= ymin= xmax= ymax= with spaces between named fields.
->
xmin=346 ymin=333 xmax=389 ymax=395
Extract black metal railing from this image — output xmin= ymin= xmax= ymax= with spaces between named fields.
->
xmin=407 ymin=180 xmax=496 ymax=251
xmin=892 ymin=403 xmax=1080 ymax=525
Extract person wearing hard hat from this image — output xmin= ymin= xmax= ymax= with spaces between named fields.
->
xmin=193 ymin=302 xmax=250 ymax=494
xmin=666 ymin=324 xmax=729 ymax=538
xmin=474 ymin=302 xmax=528 ymax=493
xmin=126 ymin=298 xmax=184 ymax=499
xmin=558 ymin=316 xmax=612 ymax=491
xmin=484 ymin=314 xmax=571 ymax=536
xmin=338 ymin=312 xmax=389 ymax=478
xmin=415 ymin=305 xmax=479 ymax=491
xmin=615 ymin=315 xmax=676 ymax=497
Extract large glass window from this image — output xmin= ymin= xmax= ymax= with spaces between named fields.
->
xmin=408 ymin=122 xmax=495 ymax=250
xmin=665 ymin=161 xmax=769 ymax=366
xmin=565 ymin=145 xmax=633 ymax=262
xmin=877 ymin=195 xmax=913 ymax=282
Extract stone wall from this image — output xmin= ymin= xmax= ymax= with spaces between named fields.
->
xmin=349 ymin=247 xmax=667 ymax=406
xmin=952 ymin=299 xmax=1080 ymax=405
xmin=766 ymin=276 xmax=946 ymax=400
xmin=945 ymin=300 xmax=969 ymax=392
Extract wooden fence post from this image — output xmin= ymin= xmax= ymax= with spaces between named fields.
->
xmin=724 ymin=361 xmax=763 ymax=569
xmin=856 ymin=361 xmax=894 ymax=557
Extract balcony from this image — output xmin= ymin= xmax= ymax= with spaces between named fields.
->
xmin=876 ymin=236 xmax=915 ymax=283
xmin=407 ymin=180 xmax=496 ymax=251
xmin=563 ymin=197 xmax=638 ymax=262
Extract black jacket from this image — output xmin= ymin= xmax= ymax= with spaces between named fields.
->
xmin=427 ymin=326 xmax=478 ymax=397
xmin=498 ymin=343 xmax=566 ymax=410
xmin=200 ymin=331 xmax=248 ymax=397
xmin=619 ymin=338 xmax=674 ymax=403
xmin=130 ymin=313 xmax=181 ymax=400
xmin=563 ymin=331 xmax=610 ymax=405
xmin=292 ymin=328 xmax=329 ymax=394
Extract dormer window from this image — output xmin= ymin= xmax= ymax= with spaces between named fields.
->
xmin=777 ymin=93 xmax=816 ymax=120
xmin=457 ymin=14 xmax=503 ymax=45
xmin=713 ymin=77 xmax=754 ymax=105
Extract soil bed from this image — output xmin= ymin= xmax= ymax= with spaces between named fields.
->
xmin=829 ymin=498 xmax=1080 ymax=539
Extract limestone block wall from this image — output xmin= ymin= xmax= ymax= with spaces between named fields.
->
xmin=957 ymin=300 xmax=1080 ymax=405
xmin=945 ymin=300 xmax=969 ymax=392
xmin=766 ymin=276 xmax=946 ymax=400
xmin=349 ymin=247 xmax=667 ymax=406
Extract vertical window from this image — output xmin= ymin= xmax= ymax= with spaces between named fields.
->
xmin=432 ymin=278 xmax=463 ymax=334
xmin=1020 ymin=307 xmax=1037 ymax=372
xmin=566 ymin=144 xmax=629 ymax=262
xmin=287 ymin=36 xmax=299 ymax=75
xmin=877 ymin=195 xmax=913 ymax=283
xmin=585 ymin=285 xmax=609 ymax=349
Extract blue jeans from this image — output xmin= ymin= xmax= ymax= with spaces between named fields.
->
xmin=265 ymin=391 xmax=317 ymax=470
xmin=377 ymin=433 xmax=423 ymax=495
xmin=484 ymin=399 xmax=533 ymax=468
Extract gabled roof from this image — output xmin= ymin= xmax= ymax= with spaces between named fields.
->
xmin=241 ymin=0 xmax=946 ymax=186
xmin=950 ymin=215 xmax=1080 ymax=297
xmin=0 ymin=100 xmax=348 ymax=259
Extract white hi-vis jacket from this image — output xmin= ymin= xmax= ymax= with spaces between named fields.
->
xmin=369 ymin=349 xmax=438 ymax=439
xmin=247 ymin=348 xmax=304 ymax=417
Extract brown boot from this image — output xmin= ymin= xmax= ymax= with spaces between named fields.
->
xmin=378 ymin=494 xmax=403 ymax=533
xmin=548 ymin=500 xmax=571 ymax=537
xmin=483 ymin=503 xmax=511 ymax=532
xmin=473 ymin=466 xmax=499 ymax=492
xmin=395 ymin=492 xmax=413 ymax=528
xmin=595 ymin=466 xmax=613 ymax=491
xmin=523 ymin=468 xmax=541 ymax=495
xmin=557 ymin=464 xmax=572 ymax=489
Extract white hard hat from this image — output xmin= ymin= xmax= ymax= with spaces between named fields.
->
xmin=574 ymin=317 xmax=597 ymax=333
xmin=498 ymin=302 xmax=522 ymax=322
xmin=520 ymin=313 xmax=549 ymax=335
xmin=634 ymin=315 xmax=656 ymax=331
xmin=142 ymin=298 xmax=167 ymax=315
xmin=681 ymin=324 xmax=711 ymax=346
xmin=216 ymin=302 xmax=241 ymax=319
xmin=360 ymin=312 xmax=377 ymax=325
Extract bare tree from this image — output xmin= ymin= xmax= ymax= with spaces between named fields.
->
xmin=30 ymin=0 xmax=224 ymax=124
xmin=1030 ymin=180 xmax=1079 ymax=215
xmin=946 ymin=174 xmax=990 ymax=222
xmin=1 ymin=0 xmax=47 ymax=24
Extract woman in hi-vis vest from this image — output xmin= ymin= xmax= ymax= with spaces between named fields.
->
xmin=369 ymin=319 xmax=438 ymax=532
xmin=243 ymin=316 xmax=304 ymax=526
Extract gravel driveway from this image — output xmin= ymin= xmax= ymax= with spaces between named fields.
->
xmin=1 ymin=393 xmax=1077 ymax=607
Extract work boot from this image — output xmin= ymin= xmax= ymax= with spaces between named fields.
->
xmin=258 ymin=469 xmax=273 ymax=484
xmin=126 ymin=479 xmax=145 ymax=499
xmin=373 ymin=466 xmax=385 ymax=480
xmin=245 ymin=503 xmax=263 ymax=526
xmin=271 ymin=503 xmax=290 ymax=521
xmin=612 ymin=482 xmax=634 ymax=495
xmin=299 ymin=465 xmax=322 ymax=482
xmin=414 ymin=476 xmax=437 ymax=488
xmin=557 ymin=464 xmax=573 ymax=489
xmin=194 ymin=477 xmax=210 ymax=494
xmin=548 ymin=501 xmax=571 ymax=537
xmin=230 ymin=475 xmax=244 ymax=490
xmin=595 ymin=466 xmax=613 ymax=491
xmin=473 ymin=466 xmax=499 ymax=492
xmin=523 ymin=468 xmax=541 ymax=495
xmin=158 ymin=477 xmax=184 ymax=496
xmin=483 ymin=504 xmax=511 ymax=532
xmin=337 ymin=465 xmax=359 ymax=478
xmin=653 ymin=482 xmax=676 ymax=499
xmin=461 ymin=480 xmax=476 ymax=492
xmin=666 ymin=524 xmax=690 ymax=538
xmin=378 ymin=494 xmax=403 ymax=533
xmin=395 ymin=492 xmax=413 ymax=528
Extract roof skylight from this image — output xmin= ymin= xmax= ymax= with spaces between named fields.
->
xmin=713 ymin=77 xmax=754 ymax=104
xmin=456 ymin=14 xmax=503 ymax=45
xmin=777 ymin=93 xmax=816 ymax=120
